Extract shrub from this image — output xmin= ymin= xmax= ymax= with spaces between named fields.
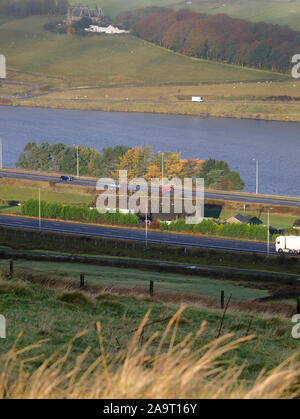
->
xmin=21 ymin=200 xmax=139 ymax=226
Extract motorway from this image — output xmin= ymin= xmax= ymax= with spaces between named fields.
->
xmin=1 ymin=169 xmax=300 ymax=207
xmin=0 ymin=214 xmax=275 ymax=255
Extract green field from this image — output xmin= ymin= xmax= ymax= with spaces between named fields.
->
xmin=218 ymin=209 xmax=299 ymax=230
xmin=76 ymin=0 xmax=300 ymax=31
xmin=0 ymin=258 xmax=268 ymax=300
xmin=0 ymin=16 xmax=283 ymax=86
xmin=0 ymin=184 xmax=93 ymax=206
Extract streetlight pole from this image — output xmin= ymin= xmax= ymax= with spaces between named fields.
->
xmin=145 ymin=204 xmax=148 ymax=249
xmin=161 ymin=152 xmax=164 ymax=186
xmin=267 ymin=207 xmax=272 ymax=257
xmin=0 ymin=137 xmax=3 ymax=169
xmin=38 ymin=189 xmax=41 ymax=231
xmin=253 ymin=158 xmax=259 ymax=194
xmin=76 ymin=145 xmax=79 ymax=178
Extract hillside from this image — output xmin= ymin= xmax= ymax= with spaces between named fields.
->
xmin=118 ymin=7 xmax=300 ymax=73
xmin=73 ymin=0 xmax=300 ymax=31
xmin=0 ymin=16 xmax=282 ymax=86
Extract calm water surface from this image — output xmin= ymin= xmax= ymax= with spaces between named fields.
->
xmin=0 ymin=106 xmax=299 ymax=196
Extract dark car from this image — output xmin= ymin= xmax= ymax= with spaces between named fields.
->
xmin=60 ymin=175 xmax=74 ymax=181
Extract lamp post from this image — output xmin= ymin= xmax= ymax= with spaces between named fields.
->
xmin=145 ymin=203 xmax=148 ymax=249
xmin=38 ymin=189 xmax=41 ymax=231
xmin=161 ymin=151 xmax=164 ymax=186
xmin=74 ymin=144 xmax=79 ymax=177
xmin=77 ymin=145 xmax=79 ymax=178
xmin=253 ymin=158 xmax=259 ymax=194
xmin=0 ymin=137 xmax=3 ymax=169
xmin=267 ymin=207 xmax=273 ymax=257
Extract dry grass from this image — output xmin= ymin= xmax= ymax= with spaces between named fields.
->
xmin=0 ymin=307 xmax=299 ymax=399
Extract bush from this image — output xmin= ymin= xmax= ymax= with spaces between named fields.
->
xmin=21 ymin=200 xmax=139 ymax=226
xmin=161 ymin=217 xmax=269 ymax=241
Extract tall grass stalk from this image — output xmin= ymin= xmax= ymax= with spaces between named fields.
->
xmin=0 ymin=308 xmax=299 ymax=399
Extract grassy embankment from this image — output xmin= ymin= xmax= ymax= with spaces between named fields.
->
xmin=3 ymin=16 xmax=300 ymax=121
xmin=0 ymin=178 xmax=94 ymax=212
xmin=1 ymin=267 xmax=300 ymax=398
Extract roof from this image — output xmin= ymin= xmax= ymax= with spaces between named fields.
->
xmin=69 ymin=6 xmax=104 ymax=18
xmin=293 ymin=219 xmax=300 ymax=228
xmin=226 ymin=213 xmax=250 ymax=224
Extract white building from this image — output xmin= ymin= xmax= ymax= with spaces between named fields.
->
xmin=85 ymin=25 xmax=129 ymax=34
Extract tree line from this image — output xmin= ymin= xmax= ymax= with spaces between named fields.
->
xmin=117 ymin=7 xmax=300 ymax=73
xmin=0 ymin=0 xmax=69 ymax=17
xmin=16 ymin=142 xmax=244 ymax=190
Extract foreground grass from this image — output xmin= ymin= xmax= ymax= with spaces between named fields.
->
xmin=0 ymin=274 xmax=299 ymax=397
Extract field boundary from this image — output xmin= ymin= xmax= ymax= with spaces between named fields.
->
xmin=0 ymin=247 xmax=299 ymax=284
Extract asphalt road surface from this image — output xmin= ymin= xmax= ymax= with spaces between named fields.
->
xmin=1 ymin=169 xmax=300 ymax=207
xmin=0 ymin=214 xmax=275 ymax=255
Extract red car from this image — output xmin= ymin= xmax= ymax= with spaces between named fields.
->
xmin=161 ymin=186 xmax=174 ymax=192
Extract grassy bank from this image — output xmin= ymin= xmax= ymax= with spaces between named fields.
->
xmin=0 ymin=178 xmax=94 ymax=206
xmin=0 ymin=270 xmax=299 ymax=394
xmin=19 ymin=94 xmax=300 ymax=123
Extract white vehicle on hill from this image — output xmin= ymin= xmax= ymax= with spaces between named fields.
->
xmin=275 ymin=236 xmax=300 ymax=255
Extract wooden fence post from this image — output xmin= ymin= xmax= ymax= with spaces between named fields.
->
xmin=80 ymin=274 xmax=85 ymax=289
xmin=9 ymin=260 xmax=14 ymax=276
xmin=221 ymin=290 xmax=224 ymax=310
xmin=297 ymin=298 xmax=300 ymax=314
xmin=149 ymin=280 xmax=154 ymax=297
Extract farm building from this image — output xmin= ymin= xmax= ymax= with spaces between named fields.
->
xmin=66 ymin=6 xmax=104 ymax=25
xmin=225 ymin=214 xmax=250 ymax=224
xmin=85 ymin=25 xmax=129 ymax=34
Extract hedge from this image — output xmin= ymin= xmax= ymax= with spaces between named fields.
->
xmin=161 ymin=218 xmax=271 ymax=241
xmin=21 ymin=200 xmax=139 ymax=226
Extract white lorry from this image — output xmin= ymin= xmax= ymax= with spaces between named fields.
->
xmin=192 ymin=96 xmax=204 ymax=103
xmin=275 ymin=236 xmax=300 ymax=255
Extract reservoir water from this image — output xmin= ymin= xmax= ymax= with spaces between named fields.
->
xmin=0 ymin=106 xmax=299 ymax=196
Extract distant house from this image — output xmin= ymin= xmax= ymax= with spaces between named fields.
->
xmin=85 ymin=25 xmax=129 ymax=34
xmin=293 ymin=220 xmax=300 ymax=230
xmin=225 ymin=214 xmax=250 ymax=224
